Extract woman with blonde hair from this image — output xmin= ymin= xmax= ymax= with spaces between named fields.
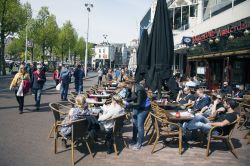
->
xmin=10 ymin=64 xmax=30 ymax=114
xmin=60 ymin=95 xmax=88 ymax=146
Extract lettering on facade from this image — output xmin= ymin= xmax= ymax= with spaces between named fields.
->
xmin=192 ymin=21 xmax=250 ymax=44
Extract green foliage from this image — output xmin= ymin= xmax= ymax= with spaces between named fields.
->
xmin=6 ymin=38 xmax=24 ymax=59
xmin=57 ymin=20 xmax=77 ymax=63
xmin=0 ymin=0 xmax=32 ymax=75
xmin=32 ymin=7 xmax=59 ymax=62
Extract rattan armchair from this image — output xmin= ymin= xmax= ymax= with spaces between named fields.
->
xmin=48 ymin=103 xmax=70 ymax=139
xmin=54 ymin=118 xmax=93 ymax=165
xmin=238 ymin=103 xmax=250 ymax=130
xmin=206 ymin=118 xmax=240 ymax=158
xmin=149 ymin=112 xmax=183 ymax=155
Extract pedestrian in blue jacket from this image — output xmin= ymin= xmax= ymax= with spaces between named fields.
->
xmin=74 ymin=64 xmax=85 ymax=94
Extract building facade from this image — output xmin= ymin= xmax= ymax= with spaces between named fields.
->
xmin=140 ymin=0 xmax=250 ymax=89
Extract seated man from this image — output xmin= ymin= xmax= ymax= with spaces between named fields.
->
xmin=199 ymin=94 xmax=226 ymax=117
xmin=221 ymin=81 xmax=233 ymax=95
xmin=234 ymin=84 xmax=245 ymax=98
xmin=183 ymin=98 xmax=238 ymax=137
xmin=176 ymin=87 xmax=196 ymax=107
xmin=192 ymin=89 xmax=211 ymax=113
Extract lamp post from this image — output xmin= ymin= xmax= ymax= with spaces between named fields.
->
xmin=84 ymin=3 xmax=93 ymax=77
xmin=25 ymin=25 xmax=28 ymax=63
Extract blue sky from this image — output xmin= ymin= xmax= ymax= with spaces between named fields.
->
xmin=20 ymin=0 xmax=152 ymax=45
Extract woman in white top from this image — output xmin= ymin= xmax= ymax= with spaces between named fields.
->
xmin=98 ymin=95 xmax=125 ymax=154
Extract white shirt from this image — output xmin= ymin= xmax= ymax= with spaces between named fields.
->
xmin=98 ymin=103 xmax=124 ymax=130
xmin=185 ymin=81 xmax=197 ymax=87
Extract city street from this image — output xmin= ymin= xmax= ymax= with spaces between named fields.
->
xmin=0 ymin=75 xmax=249 ymax=166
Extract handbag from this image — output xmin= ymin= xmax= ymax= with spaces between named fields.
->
xmin=56 ymin=83 xmax=61 ymax=91
xmin=16 ymin=80 xmax=24 ymax=96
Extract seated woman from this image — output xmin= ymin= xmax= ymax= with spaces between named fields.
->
xmin=60 ymin=95 xmax=88 ymax=145
xmin=98 ymin=95 xmax=125 ymax=154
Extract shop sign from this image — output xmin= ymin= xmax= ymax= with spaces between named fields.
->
xmin=192 ymin=21 xmax=250 ymax=44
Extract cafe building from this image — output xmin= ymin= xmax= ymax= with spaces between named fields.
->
xmin=186 ymin=17 xmax=250 ymax=90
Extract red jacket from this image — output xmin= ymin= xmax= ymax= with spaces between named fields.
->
xmin=53 ymin=70 xmax=60 ymax=80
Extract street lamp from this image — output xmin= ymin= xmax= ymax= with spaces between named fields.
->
xmin=84 ymin=3 xmax=93 ymax=77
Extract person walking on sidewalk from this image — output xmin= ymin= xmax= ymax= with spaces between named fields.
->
xmin=31 ymin=64 xmax=46 ymax=110
xmin=97 ymin=68 xmax=103 ymax=86
xmin=74 ymin=64 xmax=85 ymax=94
xmin=10 ymin=64 xmax=30 ymax=114
xmin=60 ymin=66 xmax=71 ymax=101
xmin=53 ymin=66 xmax=61 ymax=86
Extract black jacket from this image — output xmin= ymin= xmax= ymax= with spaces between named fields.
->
xmin=127 ymin=84 xmax=148 ymax=110
xmin=31 ymin=71 xmax=46 ymax=90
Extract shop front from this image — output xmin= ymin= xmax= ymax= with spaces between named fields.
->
xmin=185 ymin=17 xmax=250 ymax=90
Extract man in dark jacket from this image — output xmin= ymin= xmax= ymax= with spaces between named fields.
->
xmin=60 ymin=66 xmax=71 ymax=100
xmin=74 ymin=64 xmax=85 ymax=94
xmin=126 ymin=80 xmax=150 ymax=151
xmin=31 ymin=64 xmax=46 ymax=110
xmin=221 ymin=81 xmax=233 ymax=95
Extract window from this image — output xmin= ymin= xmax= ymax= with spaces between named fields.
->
xmin=103 ymin=48 xmax=105 ymax=53
xmin=99 ymin=54 xmax=101 ymax=58
xmin=99 ymin=49 xmax=101 ymax=53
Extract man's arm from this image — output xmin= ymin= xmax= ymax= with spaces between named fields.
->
xmin=209 ymin=119 xmax=230 ymax=127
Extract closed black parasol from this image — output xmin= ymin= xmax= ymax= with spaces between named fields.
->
xmin=135 ymin=29 xmax=149 ymax=83
xmin=146 ymin=0 xmax=174 ymax=92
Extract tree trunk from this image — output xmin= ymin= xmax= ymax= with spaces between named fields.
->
xmin=0 ymin=31 xmax=6 ymax=75
xmin=42 ymin=46 xmax=45 ymax=63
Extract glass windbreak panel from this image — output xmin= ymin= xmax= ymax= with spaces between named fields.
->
xmin=231 ymin=61 xmax=244 ymax=85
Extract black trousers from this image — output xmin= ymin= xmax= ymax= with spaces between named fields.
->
xmin=15 ymin=90 xmax=24 ymax=112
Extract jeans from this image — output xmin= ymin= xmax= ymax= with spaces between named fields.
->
xmin=132 ymin=109 xmax=149 ymax=145
xmin=185 ymin=115 xmax=212 ymax=134
xmin=75 ymin=83 xmax=83 ymax=95
xmin=15 ymin=90 xmax=24 ymax=112
xmin=33 ymin=89 xmax=42 ymax=108
xmin=61 ymin=82 xmax=69 ymax=100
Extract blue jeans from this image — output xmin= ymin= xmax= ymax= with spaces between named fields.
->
xmin=61 ymin=82 xmax=69 ymax=100
xmin=75 ymin=83 xmax=83 ymax=95
xmin=185 ymin=115 xmax=212 ymax=134
xmin=33 ymin=89 xmax=42 ymax=108
xmin=132 ymin=109 xmax=149 ymax=145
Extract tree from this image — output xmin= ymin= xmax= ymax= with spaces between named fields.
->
xmin=6 ymin=38 xmax=24 ymax=60
xmin=57 ymin=21 xmax=77 ymax=64
xmin=32 ymin=7 xmax=59 ymax=62
xmin=0 ymin=0 xmax=32 ymax=75
xmin=73 ymin=37 xmax=84 ymax=64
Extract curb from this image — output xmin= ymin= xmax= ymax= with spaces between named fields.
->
xmin=43 ymin=75 xmax=98 ymax=91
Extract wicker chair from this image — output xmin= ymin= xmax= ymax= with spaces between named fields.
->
xmin=206 ymin=118 xmax=240 ymax=158
xmin=48 ymin=103 xmax=70 ymax=139
xmin=148 ymin=101 xmax=182 ymax=155
xmin=238 ymin=103 xmax=250 ymax=130
xmin=112 ymin=114 xmax=128 ymax=157
xmin=149 ymin=112 xmax=183 ymax=155
xmin=96 ymin=114 xmax=128 ymax=158
xmin=54 ymin=118 xmax=93 ymax=165
xmin=68 ymin=98 xmax=76 ymax=108
xmin=70 ymin=91 xmax=78 ymax=99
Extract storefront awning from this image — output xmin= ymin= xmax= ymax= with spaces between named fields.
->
xmin=187 ymin=49 xmax=250 ymax=60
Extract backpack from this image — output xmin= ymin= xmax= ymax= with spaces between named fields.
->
xmin=61 ymin=71 xmax=71 ymax=83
